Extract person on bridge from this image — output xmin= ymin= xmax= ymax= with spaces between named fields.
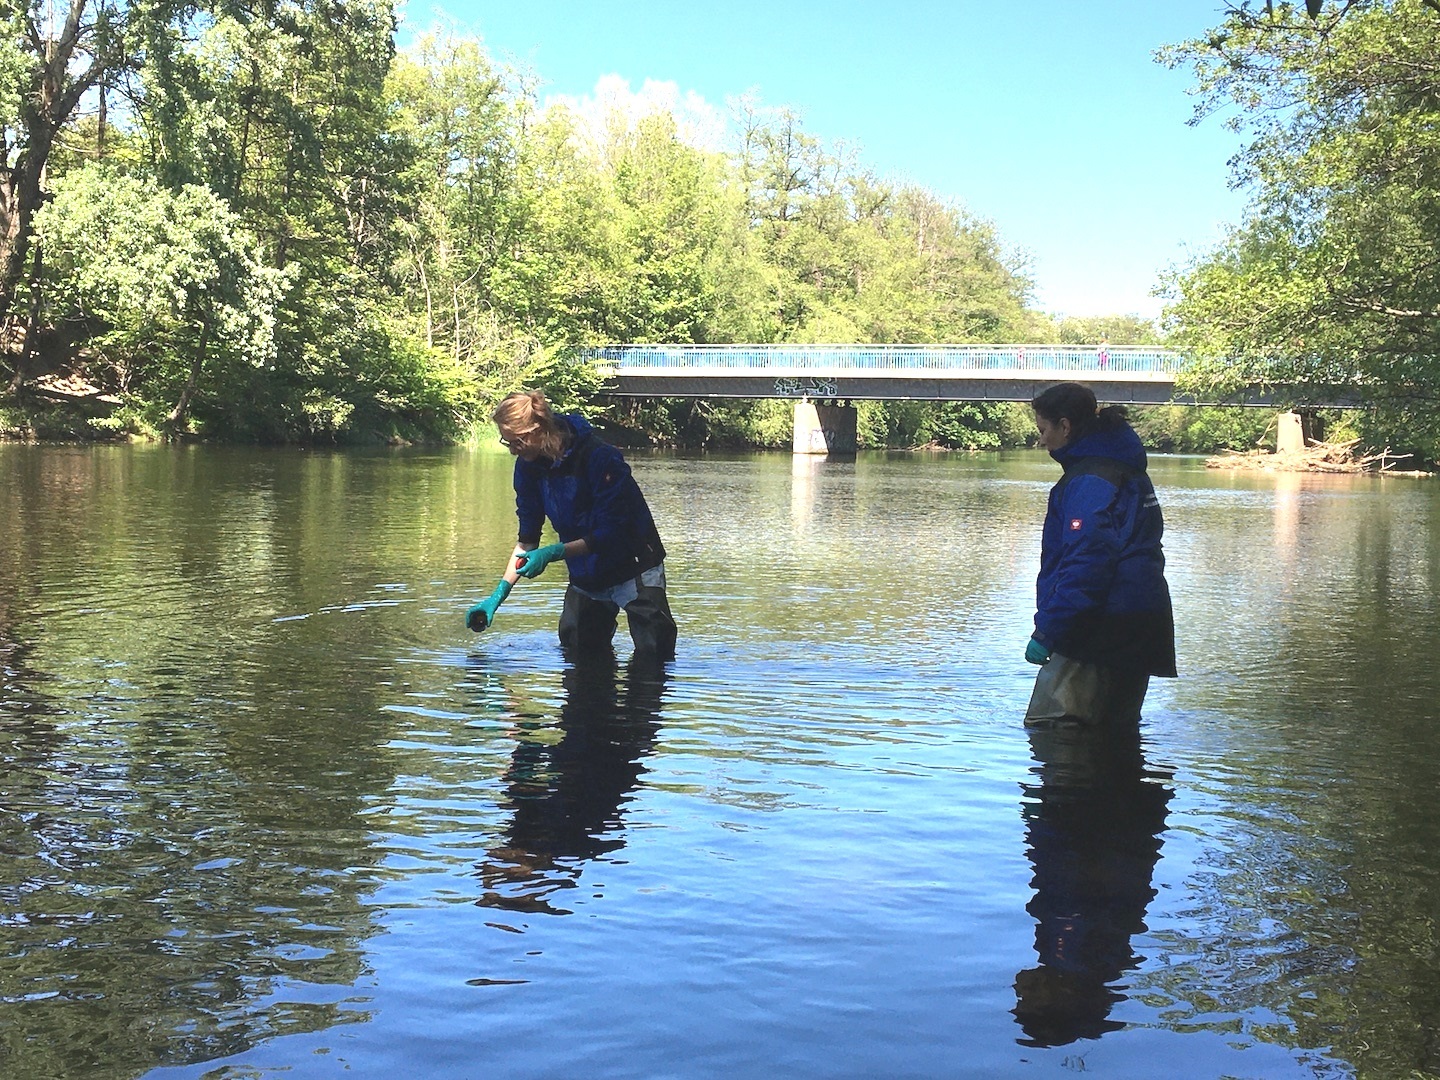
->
xmin=466 ymin=389 xmax=676 ymax=660
xmin=1024 ymin=382 xmax=1176 ymax=726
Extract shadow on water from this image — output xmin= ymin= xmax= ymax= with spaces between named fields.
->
xmin=1012 ymin=721 xmax=1174 ymax=1048
xmin=473 ymin=650 xmax=667 ymax=917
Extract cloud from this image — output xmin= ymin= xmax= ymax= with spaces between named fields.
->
xmin=545 ymin=74 xmax=728 ymax=153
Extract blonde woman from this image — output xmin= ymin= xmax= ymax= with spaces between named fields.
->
xmin=467 ymin=390 xmax=676 ymax=659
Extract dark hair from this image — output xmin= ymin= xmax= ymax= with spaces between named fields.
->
xmin=1031 ymin=382 xmax=1127 ymax=438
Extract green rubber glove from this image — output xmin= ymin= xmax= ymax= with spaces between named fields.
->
xmin=1025 ymin=636 xmax=1052 ymax=665
xmin=515 ymin=542 xmax=566 ymax=579
xmin=466 ymin=579 xmax=513 ymax=632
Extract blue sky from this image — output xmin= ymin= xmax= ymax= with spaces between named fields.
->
xmin=400 ymin=1 xmax=1249 ymax=320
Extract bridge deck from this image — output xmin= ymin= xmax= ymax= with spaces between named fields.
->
xmin=588 ymin=343 xmax=1180 ymax=374
xmin=583 ymin=344 xmax=1225 ymax=404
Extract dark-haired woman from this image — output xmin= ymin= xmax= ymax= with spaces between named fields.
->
xmin=1025 ymin=382 xmax=1176 ymax=726
xmin=466 ymin=389 xmax=676 ymax=660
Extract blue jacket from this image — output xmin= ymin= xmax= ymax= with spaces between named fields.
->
xmin=1034 ymin=422 xmax=1177 ymax=677
xmin=513 ymin=413 xmax=666 ymax=592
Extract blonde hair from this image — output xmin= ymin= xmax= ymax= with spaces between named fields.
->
xmin=492 ymin=390 xmax=570 ymax=460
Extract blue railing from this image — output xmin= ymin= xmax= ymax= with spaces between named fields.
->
xmin=585 ymin=343 xmax=1184 ymax=377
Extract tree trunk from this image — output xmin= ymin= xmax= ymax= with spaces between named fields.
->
xmin=13 ymin=239 xmax=47 ymax=389
xmin=168 ymin=317 xmax=213 ymax=435
xmin=1 ymin=0 xmax=109 ymax=345
xmin=413 ymin=242 xmax=433 ymax=347
xmin=0 ymin=150 xmax=52 ymax=395
xmin=0 ymin=144 xmax=51 ymax=334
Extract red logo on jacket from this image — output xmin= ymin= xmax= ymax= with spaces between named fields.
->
xmin=1069 ymin=517 xmax=1083 ymax=530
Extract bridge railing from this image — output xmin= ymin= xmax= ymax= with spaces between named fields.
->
xmin=586 ymin=343 xmax=1185 ymax=377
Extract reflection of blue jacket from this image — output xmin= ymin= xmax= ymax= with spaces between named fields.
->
xmin=1034 ymin=423 xmax=1176 ymax=677
xmin=513 ymin=413 xmax=666 ymax=592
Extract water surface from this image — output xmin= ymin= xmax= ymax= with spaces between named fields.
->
xmin=1 ymin=444 xmax=1438 ymax=1078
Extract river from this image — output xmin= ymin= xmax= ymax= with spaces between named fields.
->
xmin=1 ymin=443 xmax=1437 ymax=1078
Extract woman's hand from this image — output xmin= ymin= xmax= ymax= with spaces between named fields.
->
xmin=1025 ymin=636 xmax=1052 ymax=665
xmin=466 ymin=579 xmax=514 ymax=632
xmin=514 ymin=542 xmax=567 ymax=579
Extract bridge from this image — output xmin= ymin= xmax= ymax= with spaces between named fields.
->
xmin=585 ymin=343 xmax=1191 ymax=405
xmin=582 ymin=343 xmax=1299 ymax=455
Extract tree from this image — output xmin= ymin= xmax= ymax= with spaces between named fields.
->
xmin=1 ymin=0 xmax=134 ymax=389
xmin=606 ymin=113 xmax=770 ymax=343
xmin=854 ymin=185 xmax=1035 ymax=344
xmin=487 ymin=105 xmax=631 ymax=342
xmin=1053 ymin=314 xmax=1161 ymax=346
xmin=137 ymin=0 xmax=482 ymax=441
xmin=35 ymin=164 xmax=286 ymax=436
xmin=385 ymin=32 xmax=521 ymax=358
xmin=1160 ymin=0 xmax=1440 ymax=417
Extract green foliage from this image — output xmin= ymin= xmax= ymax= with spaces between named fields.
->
xmin=608 ymin=115 xmax=767 ymax=343
xmin=0 ymin=9 xmax=27 ymax=135
xmin=1053 ymin=314 xmax=1162 ymax=346
xmin=1330 ymin=404 xmax=1440 ymax=468
xmin=990 ymin=401 xmax=1043 ymax=447
xmin=854 ymin=400 xmax=1035 ymax=450
xmin=1129 ymin=405 xmax=1277 ymax=453
xmin=11 ymin=16 xmax=1183 ymax=449
xmin=385 ymin=34 xmax=531 ymax=360
xmin=676 ymin=399 xmax=778 ymax=447
xmin=854 ymin=400 xmax=889 ymax=448
xmin=35 ymin=164 xmax=286 ymax=436
xmin=0 ymin=393 xmax=116 ymax=441
xmin=148 ymin=0 xmax=401 ymax=265
xmin=734 ymin=101 xmax=1036 ymax=347
xmin=924 ymin=403 xmax=1003 ymax=450
xmin=1161 ymin=1 xmax=1440 ymax=419
xmin=239 ymin=280 xmax=485 ymax=444
xmin=306 ymin=311 xmax=479 ymax=444
xmin=518 ymin=348 xmax=607 ymax=415
xmin=859 ymin=400 xmax=929 ymax=448
xmin=745 ymin=399 xmax=797 ymax=447
xmin=594 ymin=396 xmax=792 ymax=449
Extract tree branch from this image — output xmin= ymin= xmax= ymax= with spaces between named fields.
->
xmin=1337 ymin=296 xmax=1440 ymax=319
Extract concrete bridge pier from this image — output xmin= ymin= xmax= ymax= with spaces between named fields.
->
xmin=1277 ymin=410 xmax=1324 ymax=454
xmin=793 ymin=400 xmax=857 ymax=455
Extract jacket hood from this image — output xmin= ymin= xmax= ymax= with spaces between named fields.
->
xmin=1052 ymin=421 xmax=1147 ymax=472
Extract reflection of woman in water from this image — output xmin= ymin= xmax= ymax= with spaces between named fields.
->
xmin=476 ymin=654 xmax=666 ymax=916
xmin=1013 ymin=722 xmax=1173 ymax=1047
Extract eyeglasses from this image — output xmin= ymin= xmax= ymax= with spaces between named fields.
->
xmin=498 ymin=429 xmax=534 ymax=450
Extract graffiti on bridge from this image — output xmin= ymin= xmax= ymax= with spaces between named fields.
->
xmin=774 ymin=377 xmax=839 ymax=398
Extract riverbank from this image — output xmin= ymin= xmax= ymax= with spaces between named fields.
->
xmin=1206 ymin=439 xmax=1433 ymax=477
xmin=7 ymin=390 xmax=1438 ymax=470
